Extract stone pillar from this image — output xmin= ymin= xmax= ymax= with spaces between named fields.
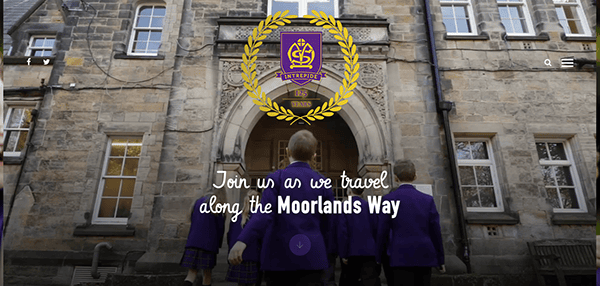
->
xmin=358 ymin=164 xmax=393 ymax=196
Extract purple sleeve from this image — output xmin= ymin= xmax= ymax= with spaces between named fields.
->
xmin=337 ymin=213 xmax=349 ymax=259
xmin=429 ymin=198 xmax=445 ymax=266
xmin=218 ymin=214 xmax=226 ymax=249
xmin=237 ymin=174 xmax=279 ymax=246
xmin=376 ymin=206 xmax=391 ymax=264
xmin=321 ymin=189 xmax=336 ymax=255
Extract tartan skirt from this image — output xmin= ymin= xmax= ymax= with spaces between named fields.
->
xmin=226 ymin=260 xmax=259 ymax=284
xmin=180 ymin=247 xmax=217 ymax=270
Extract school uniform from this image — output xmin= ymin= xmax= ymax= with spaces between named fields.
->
xmin=338 ymin=196 xmax=380 ymax=286
xmin=376 ymin=184 xmax=444 ymax=286
xmin=236 ymin=161 xmax=335 ymax=286
xmin=226 ymin=216 xmax=261 ymax=284
xmin=180 ymin=196 xmax=226 ymax=270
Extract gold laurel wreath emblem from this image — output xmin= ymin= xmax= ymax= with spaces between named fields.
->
xmin=241 ymin=10 xmax=360 ymax=125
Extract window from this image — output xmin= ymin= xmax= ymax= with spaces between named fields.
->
xmin=553 ymin=0 xmax=591 ymax=36
xmin=269 ymin=0 xmax=338 ymax=18
xmin=93 ymin=137 xmax=142 ymax=224
xmin=128 ymin=5 xmax=166 ymax=56
xmin=536 ymin=140 xmax=586 ymax=212
xmin=440 ymin=0 xmax=477 ymax=35
xmin=497 ymin=0 xmax=535 ymax=36
xmin=25 ymin=36 xmax=55 ymax=57
xmin=3 ymin=106 xmax=34 ymax=157
xmin=455 ymin=139 xmax=504 ymax=212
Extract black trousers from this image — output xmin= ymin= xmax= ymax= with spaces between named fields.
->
xmin=381 ymin=256 xmax=394 ymax=286
xmin=339 ymin=256 xmax=381 ymax=286
xmin=264 ymin=270 xmax=323 ymax=286
xmin=390 ymin=267 xmax=431 ymax=286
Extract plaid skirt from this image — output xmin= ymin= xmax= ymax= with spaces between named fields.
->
xmin=180 ymin=247 xmax=217 ymax=270
xmin=226 ymin=260 xmax=259 ymax=284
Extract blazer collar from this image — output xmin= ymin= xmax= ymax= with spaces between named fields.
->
xmin=287 ymin=161 xmax=311 ymax=169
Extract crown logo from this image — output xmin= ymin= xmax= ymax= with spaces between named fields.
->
xmin=288 ymin=38 xmax=314 ymax=69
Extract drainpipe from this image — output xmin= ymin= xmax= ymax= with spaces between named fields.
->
xmin=422 ymin=0 xmax=471 ymax=273
xmin=91 ymin=242 xmax=113 ymax=279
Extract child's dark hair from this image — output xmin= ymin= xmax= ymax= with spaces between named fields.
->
xmin=288 ymin=130 xmax=317 ymax=161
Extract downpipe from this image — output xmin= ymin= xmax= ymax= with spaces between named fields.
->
xmin=91 ymin=242 xmax=113 ymax=279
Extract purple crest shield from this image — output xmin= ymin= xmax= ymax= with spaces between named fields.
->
xmin=277 ymin=32 xmax=326 ymax=86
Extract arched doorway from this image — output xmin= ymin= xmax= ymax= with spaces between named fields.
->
xmin=245 ymin=113 xmax=359 ymax=200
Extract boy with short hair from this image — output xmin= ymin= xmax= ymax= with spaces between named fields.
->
xmin=376 ymin=160 xmax=445 ymax=286
xmin=338 ymin=185 xmax=380 ymax=286
xmin=229 ymin=130 xmax=335 ymax=286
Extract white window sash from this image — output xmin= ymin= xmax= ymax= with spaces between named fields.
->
xmin=554 ymin=0 xmax=591 ymax=36
xmin=268 ymin=0 xmax=338 ymax=17
xmin=497 ymin=1 xmax=536 ymax=36
xmin=441 ymin=0 xmax=478 ymax=36
xmin=127 ymin=4 xmax=165 ymax=56
xmin=536 ymin=140 xmax=587 ymax=213
xmin=455 ymin=138 xmax=504 ymax=212
xmin=25 ymin=36 xmax=55 ymax=57
xmin=3 ymin=106 xmax=35 ymax=157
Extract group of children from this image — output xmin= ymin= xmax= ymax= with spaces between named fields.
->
xmin=181 ymin=130 xmax=445 ymax=286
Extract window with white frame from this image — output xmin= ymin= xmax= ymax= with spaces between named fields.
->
xmin=535 ymin=140 xmax=586 ymax=212
xmin=128 ymin=5 xmax=166 ymax=56
xmin=440 ymin=0 xmax=477 ymax=35
xmin=93 ymin=137 xmax=142 ymax=224
xmin=553 ymin=0 xmax=591 ymax=36
xmin=455 ymin=139 xmax=504 ymax=212
xmin=496 ymin=0 xmax=535 ymax=36
xmin=25 ymin=36 xmax=55 ymax=57
xmin=269 ymin=0 xmax=338 ymax=17
xmin=3 ymin=106 xmax=35 ymax=157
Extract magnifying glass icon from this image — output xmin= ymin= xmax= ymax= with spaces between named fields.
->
xmin=544 ymin=59 xmax=552 ymax=67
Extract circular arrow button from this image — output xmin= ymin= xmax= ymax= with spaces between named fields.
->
xmin=289 ymin=234 xmax=311 ymax=256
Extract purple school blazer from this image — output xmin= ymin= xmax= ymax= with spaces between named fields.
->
xmin=338 ymin=196 xmax=378 ymax=259
xmin=185 ymin=196 xmax=226 ymax=253
xmin=228 ymin=216 xmax=260 ymax=262
xmin=376 ymin=184 xmax=444 ymax=267
xmin=237 ymin=161 xmax=335 ymax=271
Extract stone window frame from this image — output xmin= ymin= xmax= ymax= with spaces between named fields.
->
xmin=25 ymin=35 xmax=56 ymax=57
xmin=453 ymin=137 xmax=505 ymax=213
xmin=439 ymin=0 xmax=479 ymax=36
xmin=126 ymin=3 xmax=167 ymax=57
xmin=553 ymin=0 xmax=593 ymax=37
xmin=92 ymin=135 xmax=145 ymax=225
xmin=496 ymin=0 xmax=536 ymax=36
xmin=534 ymin=138 xmax=588 ymax=214
xmin=2 ymin=101 xmax=40 ymax=162
xmin=268 ymin=0 xmax=339 ymax=18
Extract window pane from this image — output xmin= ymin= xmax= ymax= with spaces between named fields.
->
xmin=127 ymin=145 xmax=141 ymax=157
xmin=566 ymin=19 xmax=582 ymax=34
xmin=554 ymin=166 xmax=573 ymax=186
xmin=441 ymin=6 xmax=454 ymax=18
xmin=5 ymin=131 xmax=20 ymax=152
xmin=123 ymin=158 xmax=139 ymax=176
xmin=103 ymin=179 xmax=121 ymax=196
xmin=546 ymin=188 xmax=560 ymax=208
xmin=443 ymin=18 xmax=457 ymax=33
xmin=479 ymin=187 xmax=497 ymax=207
xmin=498 ymin=6 xmax=510 ymax=19
xmin=463 ymin=187 xmax=480 ymax=207
xmin=139 ymin=6 xmax=153 ymax=15
xmin=107 ymin=158 xmax=124 ymax=175
xmin=111 ymin=139 xmax=127 ymax=156
xmin=151 ymin=17 xmax=164 ymax=28
xmin=136 ymin=31 xmax=150 ymax=42
xmin=272 ymin=1 xmax=298 ymax=16
xmin=33 ymin=38 xmax=45 ymax=47
xmin=21 ymin=108 xmax=33 ymax=128
xmin=475 ymin=166 xmax=493 ymax=185
xmin=536 ymin=143 xmax=549 ymax=160
xmin=116 ymin=199 xmax=132 ymax=218
xmin=456 ymin=18 xmax=471 ymax=33
xmin=44 ymin=38 xmax=55 ymax=48
xmin=121 ymin=179 xmax=136 ymax=197
xmin=501 ymin=19 xmax=514 ymax=33
xmin=149 ymin=31 xmax=162 ymax=41
xmin=555 ymin=7 xmax=567 ymax=20
xmin=459 ymin=166 xmax=476 ymax=185
xmin=133 ymin=42 xmax=148 ymax=53
xmin=548 ymin=143 xmax=566 ymax=160
xmin=307 ymin=1 xmax=335 ymax=17
xmin=8 ymin=109 xmax=24 ymax=128
xmin=455 ymin=141 xmax=470 ymax=159
xmin=512 ymin=19 xmax=524 ymax=33
xmin=153 ymin=7 xmax=166 ymax=16
xmin=136 ymin=16 xmax=151 ymax=28
xmin=454 ymin=6 xmax=466 ymax=18
xmin=147 ymin=42 xmax=160 ymax=53
xmin=508 ymin=6 xmax=520 ymax=18
xmin=541 ymin=166 xmax=554 ymax=186
xmin=16 ymin=131 xmax=29 ymax=152
xmin=99 ymin=198 xmax=117 ymax=217
xmin=559 ymin=188 xmax=579 ymax=209
xmin=470 ymin=142 xmax=488 ymax=159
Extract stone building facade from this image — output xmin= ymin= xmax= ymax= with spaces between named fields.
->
xmin=2 ymin=0 xmax=596 ymax=284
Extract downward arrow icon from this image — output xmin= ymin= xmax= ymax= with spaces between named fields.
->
xmin=297 ymin=242 xmax=303 ymax=248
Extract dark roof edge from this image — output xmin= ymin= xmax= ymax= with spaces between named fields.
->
xmin=7 ymin=0 xmax=48 ymax=35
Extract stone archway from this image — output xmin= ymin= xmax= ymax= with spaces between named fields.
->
xmin=212 ymin=63 xmax=392 ymax=203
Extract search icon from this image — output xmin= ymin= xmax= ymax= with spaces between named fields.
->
xmin=544 ymin=59 xmax=552 ymax=66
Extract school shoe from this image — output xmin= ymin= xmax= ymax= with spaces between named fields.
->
xmin=182 ymin=281 xmax=193 ymax=286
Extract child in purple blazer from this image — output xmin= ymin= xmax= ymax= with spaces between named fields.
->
xmin=228 ymin=130 xmax=335 ymax=286
xmin=376 ymin=160 xmax=445 ymax=286
xmin=181 ymin=191 xmax=227 ymax=286
xmin=226 ymin=190 xmax=262 ymax=286
xmin=338 ymin=186 xmax=381 ymax=286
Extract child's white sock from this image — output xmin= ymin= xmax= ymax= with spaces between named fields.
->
xmin=185 ymin=269 xmax=197 ymax=282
